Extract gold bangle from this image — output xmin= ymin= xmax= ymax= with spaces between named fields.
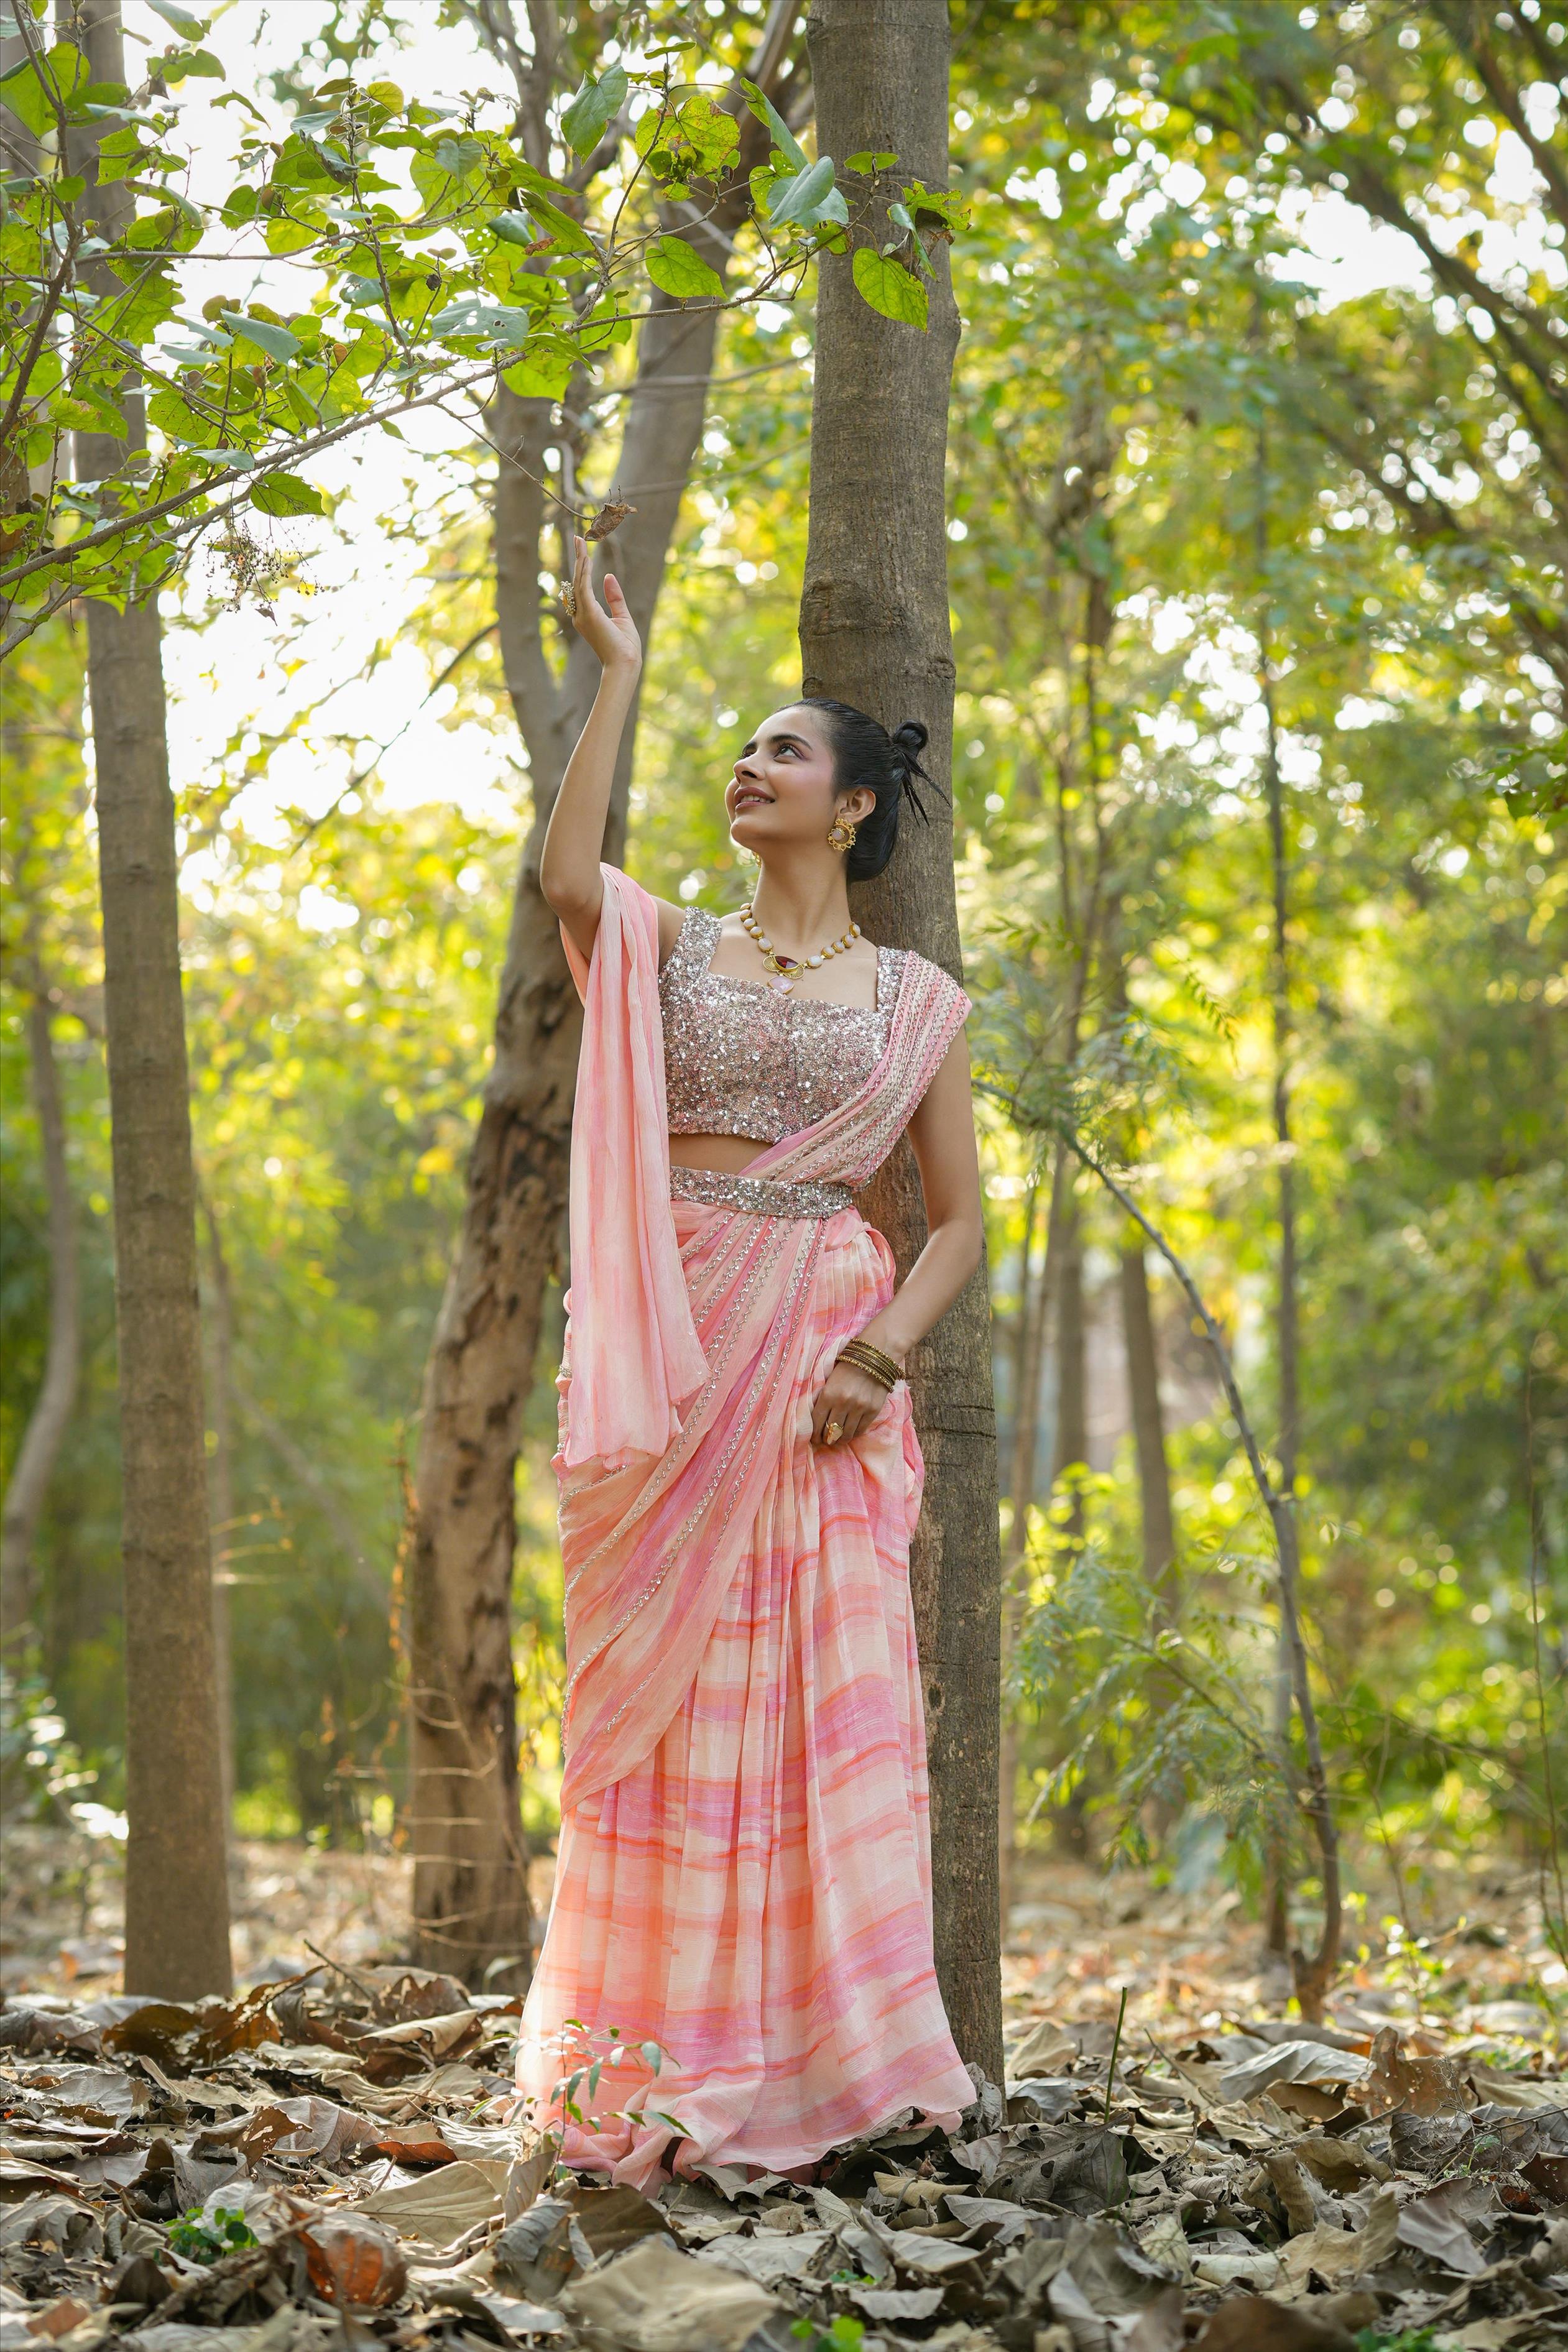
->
xmin=836 ymin=1339 xmax=901 ymax=1392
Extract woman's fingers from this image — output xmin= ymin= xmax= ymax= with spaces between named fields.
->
xmin=813 ymin=1365 xmax=885 ymax=1447
xmin=602 ymin=571 xmax=629 ymax=616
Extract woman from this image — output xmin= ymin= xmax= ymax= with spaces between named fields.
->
xmin=515 ymin=537 xmax=983 ymax=2190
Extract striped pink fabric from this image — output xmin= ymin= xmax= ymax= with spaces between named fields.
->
xmin=517 ymin=869 xmax=975 ymax=2185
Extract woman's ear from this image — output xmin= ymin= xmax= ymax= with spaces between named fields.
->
xmin=847 ymin=786 xmax=877 ymax=826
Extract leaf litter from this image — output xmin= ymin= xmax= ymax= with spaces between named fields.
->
xmin=4 ymin=1845 xmax=1567 ymax=2351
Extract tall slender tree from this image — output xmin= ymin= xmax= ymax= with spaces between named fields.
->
xmin=799 ymin=0 xmax=1002 ymax=2078
xmin=60 ymin=0 xmax=230 ymax=1995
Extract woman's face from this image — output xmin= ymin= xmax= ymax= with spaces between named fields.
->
xmin=726 ymin=706 xmax=871 ymax=856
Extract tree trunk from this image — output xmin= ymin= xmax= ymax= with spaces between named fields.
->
xmin=68 ymin=0 xmax=231 ymax=1997
xmin=799 ymin=0 xmax=1002 ymax=2083
xmin=998 ymin=1179 xmax=1049 ymax=1939
xmin=1046 ymin=1158 xmax=1091 ymax=1859
xmin=1 ymin=991 xmax=81 ymax=1651
xmin=1258 ymin=428 xmax=1339 ymax=2011
xmin=1050 ymin=1183 xmax=1087 ymax=1495
xmin=1118 ymin=1243 xmax=1174 ymax=1599
xmin=200 ymin=1192 xmax=237 ymax=1839
xmin=407 ymin=70 xmax=788 ymax=1979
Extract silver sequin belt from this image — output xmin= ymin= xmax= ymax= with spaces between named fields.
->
xmin=670 ymin=1166 xmax=855 ymax=1220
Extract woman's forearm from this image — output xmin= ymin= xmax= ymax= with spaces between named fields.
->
xmin=539 ymin=662 xmax=640 ymax=951
xmin=856 ymin=1214 xmax=984 ymax=1365
xmin=538 ymin=538 xmax=645 ymax=957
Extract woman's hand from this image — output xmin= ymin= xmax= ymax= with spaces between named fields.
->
xmin=811 ymin=1348 xmax=899 ymax=1451
xmin=565 ymin=533 xmax=642 ymax=672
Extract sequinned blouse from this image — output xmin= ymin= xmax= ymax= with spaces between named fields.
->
xmin=660 ymin=906 xmax=908 ymax=1144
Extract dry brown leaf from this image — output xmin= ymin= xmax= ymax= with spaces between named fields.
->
xmin=1189 ymin=2296 xmax=1358 ymax=2350
xmin=1363 ymin=2026 xmax=1472 ymax=2117
xmin=351 ymin=2157 xmax=509 ymax=2246
xmin=583 ymin=499 xmax=635 ymax=543
xmin=295 ymin=2213 xmax=408 ymax=2309
xmin=558 ymin=2236 xmax=777 ymax=2352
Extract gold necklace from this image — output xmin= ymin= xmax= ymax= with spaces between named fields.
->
xmin=740 ymin=900 xmax=860 ymax=996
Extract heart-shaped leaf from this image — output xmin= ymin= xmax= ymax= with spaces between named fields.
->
xmin=250 ymin=471 xmax=325 ymax=518
xmin=643 ymin=233 xmax=722 ymax=302
xmin=560 ymin=62 xmax=627 ymax=157
xmin=851 ymin=244 xmax=928 ymax=329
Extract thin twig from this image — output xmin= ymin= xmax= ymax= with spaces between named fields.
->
xmin=1527 ymin=1351 xmax=1568 ymax=1964
xmin=1104 ymin=1984 xmax=1129 ymax=2124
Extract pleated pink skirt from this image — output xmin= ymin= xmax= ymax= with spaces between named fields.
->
xmin=516 ymin=1208 xmax=974 ymax=2187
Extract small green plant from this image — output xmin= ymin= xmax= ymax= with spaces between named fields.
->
xmin=1355 ymin=2327 xmax=1439 ymax=2351
xmin=792 ymin=2320 xmax=864 ymax=2352
xmin=167 ymin=2206 xmax=259 ymax=2264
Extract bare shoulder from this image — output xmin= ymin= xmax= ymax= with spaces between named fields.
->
xmin=654 ymin=895 xmax=688 ymax=966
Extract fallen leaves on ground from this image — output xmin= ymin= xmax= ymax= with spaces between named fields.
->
xmin=4 ymin=1843 xmax=1567 ymax=2350
xmin=3 ymin=1953 xmax=1568 ymax=2352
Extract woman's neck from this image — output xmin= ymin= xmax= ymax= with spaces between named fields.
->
xmin=748 ymin=862 xmax=853 ymax=956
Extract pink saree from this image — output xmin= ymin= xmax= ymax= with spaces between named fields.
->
xmin=515 ymin=867 xmax=975 ymax=2187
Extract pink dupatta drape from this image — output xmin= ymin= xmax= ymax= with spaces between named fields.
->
xmin=519 ymin=866 xmax=975 ymax=2185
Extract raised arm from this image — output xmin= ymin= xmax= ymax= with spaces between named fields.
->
xmin=540 ymin=534 xmax=677 ymax=965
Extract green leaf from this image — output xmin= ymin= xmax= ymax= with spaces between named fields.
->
xmin=560 ymin=62 xmax=627 ymax=158
xmin=427 ymin=292 xmax=529 ymax=343
xmin=0 ymin=42 xmax=89 ymax=138
xmin=161 ymin=48 xmax=224 ymax=84
xmin=265 ymin=215 xmax=317 ymax=255
xmin=250 ymin=470 xmax=324 ymax=517
xmin=144 ymin=0 xmax=208 ymax=35
xmin=670 ymin=91 xmax=739 ymax=179
xmin=851 ymin=244 xmax=928 ymax=328
xmin=643 ymin=233 xmax=722 ymax=302
xmin=219 ymin=310 xmax=301 ymax=361
xmin=502 ymin=341 xmax=574 ymax=400
xmin=740 ymin=78 xmax=806 ymax=170
xmin=488 ymin=209 xmax=536 ymax=247
xmin=433 ymin=134 xmax=482 ymax=181
xmin=768 ymin=153 xmax=838 ymax=229
xmin=147 ymin=384 xmax=221 ymax=446
xmin=846 ymin=150 xmax=897 ymax=172
xmin=511 ymin=188 xmax=596 ymax=259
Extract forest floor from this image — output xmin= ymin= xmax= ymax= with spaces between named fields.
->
xmin=3 ymin=1825 xmax=1566 ymax=2350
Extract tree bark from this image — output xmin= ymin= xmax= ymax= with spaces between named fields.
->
xmin=1 ymin=991 xmax=81 ymax=1651
xmin=799 ymin=0 xmax=1002 ymax=2082
xmin=1258 ymin=428 xmax=1339 ymax=2010
xmin=998 ymin=1179 xmax=1049 ymax=1937
xmin=67 ymin=0 xmax=231 ymax=1997
xmin=408 ymin=22 xmax=796 ymax=1980
xmin=1050 ymin=1183 xmax=1087 ymax=1493
xmin=1118 ymin=1243 xmax=1174 ymax=1599
xmin=1045 ymin=1157 xmax=1091 ymax=1860
xmin=199 ymin=1191 xmax=237 ymax=1839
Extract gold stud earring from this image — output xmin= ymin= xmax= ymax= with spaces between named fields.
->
xmin=827 ymin=811 xmax=857 ymax=854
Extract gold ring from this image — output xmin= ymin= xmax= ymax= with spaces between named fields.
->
xmin=824 ymin=1420 xmax=842 ymax=1445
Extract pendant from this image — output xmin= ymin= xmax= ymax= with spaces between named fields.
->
xmin=769 ymin=973 xmax=795 ymax=994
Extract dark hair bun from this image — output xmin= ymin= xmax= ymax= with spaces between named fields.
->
xmin=798 ymin=698 xmax=939 ymax=882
